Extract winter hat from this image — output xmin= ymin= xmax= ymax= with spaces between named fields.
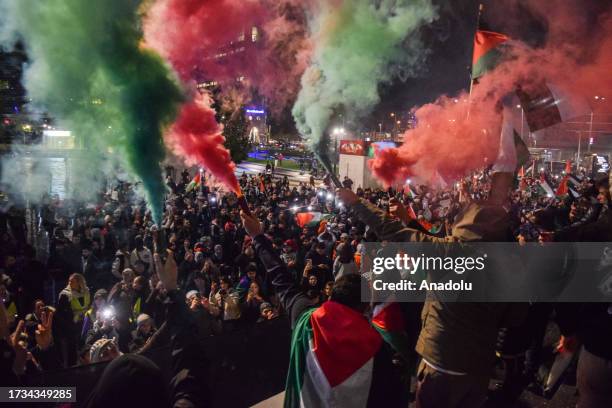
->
xmin=136 ymin=313 xmax=153 ymax=327
xmin=94 ymin=289 xmax=108 ymax=300
xmin=185 ymin=290 xmax=199 ymax=301
xmin=90 ymin=338 xmax=119 ymax=363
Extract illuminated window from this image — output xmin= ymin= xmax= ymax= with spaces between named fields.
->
xmin=251 ymin=26 xmax=259 ymax=42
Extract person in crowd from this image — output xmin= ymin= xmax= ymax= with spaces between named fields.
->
xmin=129 ymin=313 xmax=156 ymax=353
xmin=81 ymin=289 xmax=108 ymax=340
xmin=209 ymin=276 xmax=241 ymax=331
xmin=333 ymin=242 xmax=358 ymax=280
xmin=55 ymin=273 xmax=91 ymax=367
xmin=0 ymin=282 xmax=17 ymax=326
xmin=111 ymin=242 xmax=131 ymax=281
xmin=130 ymin=235 xmax=152 ymax=275
xmin=243 ymin=281 xmax=266 ymax=325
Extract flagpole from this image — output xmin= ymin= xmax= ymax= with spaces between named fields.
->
xmin=467 ymin=3 xmax=484 ymax=118
xmin=469 ymin=3 xmax=484 ymax=96
xmin=577 ymin=131 xmax=582 ymax=167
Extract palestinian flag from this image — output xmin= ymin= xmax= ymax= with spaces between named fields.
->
xmin=372 ymin=302 xmax=411 ymax=361
xmin=516 ymin=82 xmax=591 ymax=132
xmin=418 ymin=218 xmax=433 ymax=232
xmin=538 ymin=173 xmax=555 ymax=197
xmin=518 ymin=166 xmax=528 ymax=191
xmin=556 ymin=176 xmax=569 ymax=197
xmin=492 ymin=105 xmax=530 ymax=173
xmin=403 ymin=183 xmax=417 ymax=199
xmin=285 ymin=301 xmax=383 ymax=408
xmin=568 ymin=174 xmax=582 ymax=188
xmin=526 ymin=161 xmax=535 ymax=177
xmin=569 ymin=188 xmax=580 ymax=199
xmin=472 ymin=30 xmax=509 ymax=80
xmin=295 ymin=212 xmax=333 ymax=229
xmin=407 ymin=203 xmax=417 ymax=221
xmin=186 ymin=173 xmax=201 ymax=192
xmin=556 ymin=161 xmax=572 ymax=197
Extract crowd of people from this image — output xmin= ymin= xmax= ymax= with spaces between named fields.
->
xmin=0 ymin=163 xmax=610 ymax=407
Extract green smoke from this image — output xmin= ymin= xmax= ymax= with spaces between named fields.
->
xmin=0 ymin=0 xmax=183 ymax=223
xmin=293 ymin=0 xmax=436 ymax=157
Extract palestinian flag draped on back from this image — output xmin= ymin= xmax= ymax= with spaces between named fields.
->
xmin=285 ymin=301 xmax=383 ymax=407
xmin=472 ymin=29 xmax=509 ymax=80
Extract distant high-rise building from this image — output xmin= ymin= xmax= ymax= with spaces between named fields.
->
xmin=0 ymin=43 xmax=27 ymax=116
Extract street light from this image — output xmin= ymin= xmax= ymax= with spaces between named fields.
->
xmin=378 ymin=123 xmax=382 ymax=133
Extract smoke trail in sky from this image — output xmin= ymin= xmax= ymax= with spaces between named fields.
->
xmin=166 ymin=92 xmax=240 ymax=193
xmin=292 ymin=0 xmax=437 ymax=159
xmin=0 ymin=0 xmax=183 ymax=223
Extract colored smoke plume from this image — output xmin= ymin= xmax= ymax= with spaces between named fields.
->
xmin=144 ymin=0 xmax=310 ymax=114
xmin=0 ymin=0 xmax=183 ymax=223
xmin=292 ymin=0 xmax=437 ymax=160
xmin=166 ymin=92 xmax=240 ymax=193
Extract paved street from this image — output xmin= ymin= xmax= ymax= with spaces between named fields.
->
xmin=236 ymin=161 xmax=316 ymax=186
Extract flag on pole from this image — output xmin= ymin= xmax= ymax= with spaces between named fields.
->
xmin=569 ymin=188 xmax=580 ymax=198
xmin=186 ymin=173 xmax=201 ymax=192
xmin=516 ymin=82 xmax=591 ymax=132
xmin=526 ymin=161 xmax=535 ymax=177
xmin=472 ymin=30 xmax=509 ymax=80
xmin=403 ymin=183 xmax=417 ymax=199
xmin=568 ymin=174 xmax=582 ymax=188
xmin=285 ymin=301 xmax=383 ymax=408
xmin=492 ymin=104 xmax=531 ymax=173
xmin=556 ymin=176 xmax=569 ymax=197
xmin=407 ymin=203 xmax=417 ymax=220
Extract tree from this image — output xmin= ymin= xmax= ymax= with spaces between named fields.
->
xmin=222 ymin=107 xmax=251 ymax=163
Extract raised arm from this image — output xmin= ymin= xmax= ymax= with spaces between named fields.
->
xmin=241 ymin=211 xmax=313 ymax=326
xmin=336 ymin=189 xmax=443 ymax=243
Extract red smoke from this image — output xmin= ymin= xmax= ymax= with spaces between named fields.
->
xmin=369 ymin=1 xmax=612 ymax=187
xmin=144 ymin=0 xmax=310 ymax=115
xmin=167 ymin=92 xmax=240 ymax=193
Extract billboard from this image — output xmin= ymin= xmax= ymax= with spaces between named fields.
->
xmin=367 ymin=141 xmax=397 ymax=158
xmin=339 ymin=140 xmax=366 ymax=156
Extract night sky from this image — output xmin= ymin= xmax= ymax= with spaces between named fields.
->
xmin=367 ymin=0 xmax=612 ymax=129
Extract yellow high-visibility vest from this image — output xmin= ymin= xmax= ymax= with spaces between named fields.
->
xmin=132 ymin=297 xmax=142 ymax=320
xmin=70 ymin=292 xmax=91 ymax=323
